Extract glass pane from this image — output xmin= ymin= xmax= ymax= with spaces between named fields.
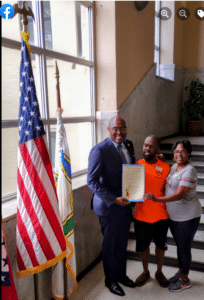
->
xmin=19 ymin=1 xmax=35 ymax=46
xmin=46 ymin=58 xmax=91 ymax=118
xmin=2 ymin=47 xmax=21 ymax=120
xmin=80 ymin=3 xmax=90 ymax=60
xmin=2 ymin=48 xmax=43 ymax=120
xmin=2 ymin=127 xmax=19 ymax=197
xmin=46 ymin=1 xmax=77 ymax=56
xmin=1 ymin=1 xmax=22 ymax=42
xmin=43 ymin=1 xmax=53 ymax=50
xmin=50 ymin=122 xmax=92 ymax=174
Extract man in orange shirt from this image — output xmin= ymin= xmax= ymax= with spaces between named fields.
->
xmin=133 ymin=135 xmax=170 ymax=287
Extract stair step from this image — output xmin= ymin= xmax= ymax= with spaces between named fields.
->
xmin=129 ymin=222 xmax=204 ymax=244
xmin=160 ymin=136 xmax=204 ymax=152
xmin=199 ymin=198 xmax=204 ymax=207
xmin=167 ymin=228 xmax=204 ymax=243
xmin=166 ymin=160 xmax=204 ymax=173
xmin=161 ymin=150 xmax=204 ymax=162
xmin=127 ymin=240 xmax=204 ymax=264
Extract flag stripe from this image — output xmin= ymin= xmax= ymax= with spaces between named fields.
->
xmin=16 ymin=246 xmax=26 ymax=272
xmin=17 ymin=151 xmax=62 ymax=261
xmin=35 ymin=136 xmax=58 ymax=199
xmin=16 ymin=225 xmax=34 ymax=271
xmin=17 ymin=169 xmax=56 ymax=261
xmin=17 ymin=209 xmax=39 ymax=267
xmin=30 ymin=136 xmax=62 ymax=224
xmin=19 ymin=141 xmax=66 ymax=251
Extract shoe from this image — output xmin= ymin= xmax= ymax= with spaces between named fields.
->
xmin=105 ymin=280 xmax=125 ymax=296
xmin=155 ymin=271 xmax=169 ymax=287
xmin=135 ymin=271 xmax=150 ymax=286
xmin=118 ymin=275 xmax=135 ymax=288
xmin=169 ymin=277 xmax=191 ymax=292
xmin=169 ymin=271 xmax=182 ymax=284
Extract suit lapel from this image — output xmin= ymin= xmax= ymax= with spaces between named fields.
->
xmin=106 ymin=138 xmax=123 ymax=163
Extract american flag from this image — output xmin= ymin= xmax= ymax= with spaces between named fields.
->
xmin=17 ymin=33 xmax=67 ymax=278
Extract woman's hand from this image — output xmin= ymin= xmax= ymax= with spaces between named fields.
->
xmin=143 ymin=193 xmax=157 ymax=202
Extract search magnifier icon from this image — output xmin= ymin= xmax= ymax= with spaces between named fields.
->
xmin=161 ymin=9 xmax=169 ymax=18
xmin=179 ymin=9 xmax=187 ymax=18
xmin=159 ymin=7 xmax=172 ymax=20
xmin=177 ymin=7 xmax=190 ymax=20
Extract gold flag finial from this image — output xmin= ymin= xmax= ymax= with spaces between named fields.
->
xmin=13 ymin=2 xmax=34 ymax=32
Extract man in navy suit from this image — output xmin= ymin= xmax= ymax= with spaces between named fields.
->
xmin=87 ymin=116 xmax=135 ymax=296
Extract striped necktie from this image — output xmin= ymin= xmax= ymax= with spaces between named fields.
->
xmin=117 ymin=144 xmax=127 ymax=164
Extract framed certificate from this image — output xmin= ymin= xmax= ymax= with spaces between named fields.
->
xmin=122 ymin=164 xmax=145 ymax=202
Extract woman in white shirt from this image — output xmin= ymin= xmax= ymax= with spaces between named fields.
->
xmin=144 ymin=139 xmax=202 ymax=293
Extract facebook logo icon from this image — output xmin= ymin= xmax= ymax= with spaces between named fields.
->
xmin=0 ymin=4 xmax=15 ymax=19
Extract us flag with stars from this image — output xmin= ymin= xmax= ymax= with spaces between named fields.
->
xmin=16 ymin=37 xmax=67 ymax=278
xmin=19 ymin=40 xmax=45 ymax=144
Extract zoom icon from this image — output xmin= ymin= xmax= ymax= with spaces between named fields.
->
xmin=159 ymin=7 xmax=172 ymax=20
xmin=177 ymin=7 xmax=190 ymax=20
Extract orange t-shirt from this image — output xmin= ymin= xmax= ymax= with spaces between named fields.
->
xmin=133 ymin=158 xmax=171 ymax=223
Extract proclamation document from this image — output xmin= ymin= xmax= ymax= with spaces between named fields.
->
xmin=122 ymin=164 xmax=145 ymax=202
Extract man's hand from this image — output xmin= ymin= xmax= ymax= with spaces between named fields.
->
xmin=115 ymin=197 xmax=130 ymax=206
xmin=143 ymin=193 xmax=157 ymax=202
xmin=156 ymin=153 xmax=165 ymax=161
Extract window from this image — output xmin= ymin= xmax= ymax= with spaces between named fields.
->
xmin=2 ymin=1 xmax=95 ymax=201
xmin=154 ymin=1 xmax=175 ymax=81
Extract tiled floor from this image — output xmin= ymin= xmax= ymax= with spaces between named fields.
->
xmin=71 ymin=260 xmax=204 ymax=300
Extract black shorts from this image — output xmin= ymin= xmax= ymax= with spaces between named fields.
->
xmin=134 ymin=219 xmax=169 ymax=252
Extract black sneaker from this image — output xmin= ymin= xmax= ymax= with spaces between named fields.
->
xmin=169 ymin=271 xmax=182 ymax=284
xmin=169 ymin=278 xmax=191 ymax=292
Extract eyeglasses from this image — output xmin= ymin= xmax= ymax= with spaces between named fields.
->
xmin=174 ymin=150 xmax=188 ymax=155
xmin=111 ymin=127 xmax=127 ymax=133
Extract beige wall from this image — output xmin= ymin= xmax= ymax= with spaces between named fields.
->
xmin=174 ymin=1 xmax=204 ymax=68
xmin=115 ymin=1 xmax=155 ymax=108
xmin=174 ymin=1 xmax=185 ymax=67
xmin=95 ymin=1 xmax=117 ymax=112
xmin=184 ymin=1 xmax=204 ymax=68
xmin=95 ymin=1 xmax=155 ymax=112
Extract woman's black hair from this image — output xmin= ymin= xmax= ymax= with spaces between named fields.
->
xmin=172 ymin=139 xmax=192 ymax=156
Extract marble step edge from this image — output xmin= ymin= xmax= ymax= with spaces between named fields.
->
xmin=160 ymin=136 xmax=204 ymax=146
xmin=161 ymin=149 xmax=204 ymax=156
xmin=127 ymin=242 xmax=204 ymax=264
xmin=166 ymin=160 xmax=204 ymax=167
xmin=129 ymin=230 xmax=204 ymax=244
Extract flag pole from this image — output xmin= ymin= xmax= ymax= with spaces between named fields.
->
xmin=55 ymin=61 xmax=69 ymax=300
xmin=12 ymin=3 xmax=40 ymax=300
xmin=55 ymin=60 xmax=62 ymax=110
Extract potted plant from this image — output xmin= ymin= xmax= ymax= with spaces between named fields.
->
xmin=184 ymin=78 xmax=204 ymax=136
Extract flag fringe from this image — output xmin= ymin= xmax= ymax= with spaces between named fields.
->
xmin=21 ymin=31 xmax=31 ymax=61
xmin=17 ymin=249 xmax=67 ymax=279
xmin=65 ymin=237 xmax=77 ymax=296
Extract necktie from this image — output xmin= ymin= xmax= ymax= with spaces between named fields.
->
xmin=117 ymin=144 xmax=127 ymax=164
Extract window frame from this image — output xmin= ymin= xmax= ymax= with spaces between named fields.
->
xmin=2 ymin=0 xmax=96 ymax=203
xmin=154 ymin=1 xmax=175 ymax=82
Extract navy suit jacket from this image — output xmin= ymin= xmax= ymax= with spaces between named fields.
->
xmin=87 ymin=138 xmax=135 ymax=217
